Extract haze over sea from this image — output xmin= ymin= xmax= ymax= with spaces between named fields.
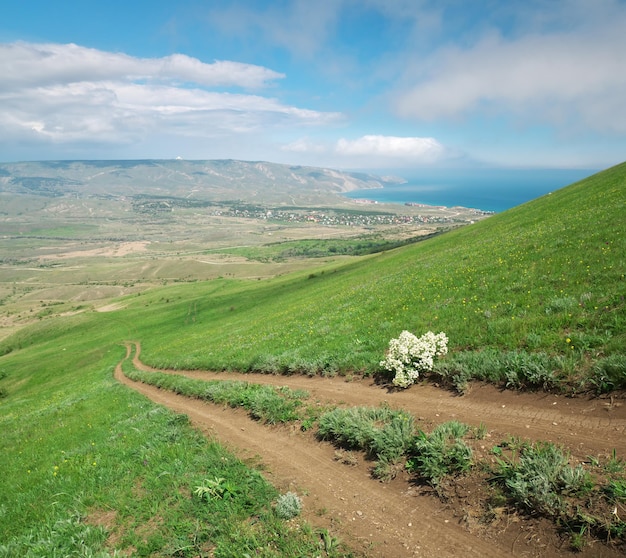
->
xmin=345 ymin=168 xmax=597 ymax=213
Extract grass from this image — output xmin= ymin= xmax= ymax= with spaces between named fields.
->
xmin=317 ymin=405 xmax=416 ymax=472
xmin=492 ymin=441 xmax=589 ymax=516
xmin=490 ymin=441 xmax=626 ymax=549
xmin=1 ymin=162 xmax=626 ymax=554
xmin=406 ymin=421 xmax=473 ymax=487
xmin=46 ymin=160 xmax=621 ymax=392
xmin=432 ymin=348 xmax=561 ymax=393
xmin=123 ymin=357 xmax=308 ymax=425
xmin=0 ymin=322 xmax=350 ymax=557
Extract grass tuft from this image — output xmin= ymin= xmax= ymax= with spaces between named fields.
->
xmin=124 ymin=366 xmax=307 ymax=425
xmin=406 ymin=421 xmax=473 ymax=486
xmin=491 ymin=441 xmax=590 ymax=517
xmin=317 ymin=406 xmax=416 ymax=479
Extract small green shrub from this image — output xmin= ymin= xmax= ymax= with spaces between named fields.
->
xmin=194 ymin=477 xmax=238 ymax=501
xmin=474 ymin=422 xmax=488 ymax=440
xmin=545 ymin=296 xmax=578 ymax=314
xmin=604 ymin=479 xmax=626 ymax=503
xmin=589 ymin=354 xmax=626 ymax=392
xmin=435 ymin=349 xmax=506 ymax=385
xmin=502 ymin=351 xmax=558 ymax=390
xmin=275 ymin=492 xmax=302 ymax=519
xmin=373 ymin=454 xmax=406 ymax=481
xmin=249 ymin=354 xmax=283 ymax=374
xmin=317 ymin=528 xmax=341 ymax=554
xmin=569 ymin=525 xmax=588 ymax=551
xmin=605 ymin=449 xmax=626 ymax=474
xmin=406 ymin=421 xmax=473 ymax=486
xmin=317 ymin=406 xmax=415 ymax=463
xmin=491 ymin=442 xmax=588 ymax=517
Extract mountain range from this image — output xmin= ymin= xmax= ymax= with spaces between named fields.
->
xmin=0 ymin=159 xmax=401 ymax=205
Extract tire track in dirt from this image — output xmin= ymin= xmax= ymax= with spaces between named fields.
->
xmin=130 ymin=343 xmax=626 ymax=459
xmin=116 ymin=343 xmax=514 ymax=558
xmin=117 ymin=342 xmax=626 ymax=557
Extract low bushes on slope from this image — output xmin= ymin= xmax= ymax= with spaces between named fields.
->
xmin=123 ymin=366 xmax=308 ymax=424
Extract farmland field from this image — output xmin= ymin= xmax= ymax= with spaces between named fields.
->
xmin=0 ymin=160 xmax=485 ymax=342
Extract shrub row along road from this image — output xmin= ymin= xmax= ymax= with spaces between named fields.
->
xmin=115 ymin=342 xmax=626 ymax=558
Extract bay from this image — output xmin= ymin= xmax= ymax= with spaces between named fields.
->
xmin=344 ymin=168 xmax=597 ymax=213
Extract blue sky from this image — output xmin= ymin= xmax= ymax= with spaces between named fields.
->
xmin=1 ymin=0 xmax=625 ymax=170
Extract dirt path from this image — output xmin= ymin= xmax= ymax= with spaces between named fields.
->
xmin=116 ymin=342 xmax=626 ymax=558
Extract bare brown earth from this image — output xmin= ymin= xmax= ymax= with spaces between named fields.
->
xmin=115 ymin=342 xmax=626 ymax=558
xmin=38 ymin=240 xmax=151 ymax=260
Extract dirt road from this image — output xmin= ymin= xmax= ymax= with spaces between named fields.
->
xmin=115 ymin=342 xmax=626 ymax=558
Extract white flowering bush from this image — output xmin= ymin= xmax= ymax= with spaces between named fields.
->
xmin=380 ymin=330 xmax=448 ymax=388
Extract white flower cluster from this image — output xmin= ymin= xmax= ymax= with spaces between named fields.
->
xmin=380 ymin=330 xmax=448 ymax=388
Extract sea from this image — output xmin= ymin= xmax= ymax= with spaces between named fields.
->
xmin=344 ymin=168 xmax=597 ymax=213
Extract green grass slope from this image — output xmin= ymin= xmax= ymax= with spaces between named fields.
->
xmin=71 ymin=160 xmax=623 ymax=391
xmin=0 ymin=162 xmax=624 ymax=555
xmin=0 ymin=321 xmax=351 ymax=556
xmin=2 ymin=162 xmax=624 ymax=388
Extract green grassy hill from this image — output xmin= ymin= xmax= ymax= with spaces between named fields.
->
xmin=3 ymin=162 xmax=625 ymax=387
xmin=24 ymin=158 xmax=617 ymax=392
xmin=0 ymin=162 xmax=624 ymax=556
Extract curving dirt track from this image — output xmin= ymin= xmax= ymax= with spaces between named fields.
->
xmin=115 ymin=342 xmax=626 ymax=558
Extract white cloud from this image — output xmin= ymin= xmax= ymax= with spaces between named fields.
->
xmin=336 ymin=135 xmax=443 ymax=159
xmin=0 ymin=42 xmax=340 ymax=156
xmin=281 ymin=134 xmax=446 ymax=167
xmin=282 ymin=138 xmax=328 ymax=153
xmin=0 ymin=42 xmax=283 ymax=89
xmin=395 ymin=9 xmax=626 ymax=133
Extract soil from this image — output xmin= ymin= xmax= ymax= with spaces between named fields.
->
xmin=38 ymin=240 xmax=150 ymax=260
xmin=115 ymin=342 xmax=626 ymax=558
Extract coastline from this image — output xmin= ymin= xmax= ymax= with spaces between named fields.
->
xmin=342 ymin=168 xmax=596 ymax=213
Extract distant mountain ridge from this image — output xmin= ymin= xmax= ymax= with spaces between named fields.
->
xmin=0 ymin=159 xmax=401 ymax=205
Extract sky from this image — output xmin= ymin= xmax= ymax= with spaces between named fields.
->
xmin=1 ymin=0 xmax=625 ymax=170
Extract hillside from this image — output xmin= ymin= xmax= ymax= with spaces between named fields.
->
xmin=2 ymin=161 xmax=624 ymax=386
xmin=0 ymin=159 xmax=486 ymax=340
xmin=2 ymin=159 xmax=624 ymax=390
xmin=1 ymin=162 xmax=625 ymax=557
xmin=98 ymin=161 xmax=625 ymax=392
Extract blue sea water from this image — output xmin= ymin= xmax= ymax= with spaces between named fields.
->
xmin=344 ymin=168 xmax=597 ymax=213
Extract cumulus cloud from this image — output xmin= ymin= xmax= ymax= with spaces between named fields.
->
xmin=0 ymin=42 xmax=283 ymax=89
xmin=282 ymin=138 xmax=328 ymax=153
xmin=0 ymin=42 xmax=340 ymax=156
xmin=336 ymin=135 xmax=443 ymax=159
xmin=282 ymin=134 xmax=446 ymax=167
xmin=395 ymin=11 xmax=626 ymax=133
